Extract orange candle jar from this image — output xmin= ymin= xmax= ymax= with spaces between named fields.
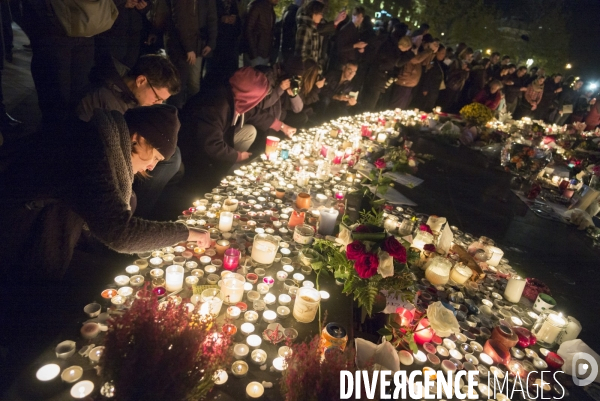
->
xmin=296 ymin=193 xmax=311 ymax=209
xmin=288 ymin=211 xmax=305 ymax=228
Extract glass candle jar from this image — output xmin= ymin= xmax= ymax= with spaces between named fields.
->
xmin=449 ymin=263 xmax=473 ymax=285
xmin=293 ymin=287 xmax=321 ymax=323
xmin=251 ymin=234 xmax=280 ymax=266
xmin=293 ymin=224 xmax=315 ymax=245
xmin=424 ymin=257 xmax=452 ymax=286
xmin=412 ymin=231 xmax=434 ymax=251
xmin=531 ymin=312 xmax=568 ymax=348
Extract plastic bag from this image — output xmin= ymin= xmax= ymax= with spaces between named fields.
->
xmin=426 ymin=301 xmax=460 ymax=337
xmin=557 ymin=339 xmax=600 ymax=384
xmin=564 ymin=208 xmax=595 ymax=230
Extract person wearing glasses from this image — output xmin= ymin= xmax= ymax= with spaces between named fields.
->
xmin=77 ymin=54 xmax=183 ymax=219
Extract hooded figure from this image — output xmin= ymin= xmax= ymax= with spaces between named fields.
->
xmin=179 ymin=67 xmax=269 ymax=193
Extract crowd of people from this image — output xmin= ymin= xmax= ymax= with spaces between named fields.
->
xmin=1 ymin=0 xmax=600 ymax=279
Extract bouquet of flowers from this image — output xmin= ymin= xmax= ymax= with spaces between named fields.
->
xmin=459 ymin=102 xmax=495 ymax=127
xmin=100 ymin=291 xmax=231 ymax=401
xmin=312 ymin=210 xmax=418 ymax=315
xmin=383 ymin=139 xmax=433 ymax=174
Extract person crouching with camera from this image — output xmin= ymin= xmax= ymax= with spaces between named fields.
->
xmin=318 ymin=61 xmax=359 ymax=121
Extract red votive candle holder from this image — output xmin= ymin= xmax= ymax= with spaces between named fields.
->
xmin=223 ymin=248 xmax=241 ymax=271
xmin=414 ymin=319 xmax=434 ymax=345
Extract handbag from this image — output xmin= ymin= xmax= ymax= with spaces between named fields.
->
xmin=47 ymin=0 xmax=118 ymax=37
xmin=562 ymin=104 xmax=574 ymax=114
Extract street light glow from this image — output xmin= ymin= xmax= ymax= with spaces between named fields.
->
xmin=590 ymin=83 xmax=598 ymax=90
xmin=566 ymin=63 xmax=572 ymax=69
xmin=486 ymin=49 xmax=492 ymax=55
xmin=526 ymin=59 xmax=534 ymax=67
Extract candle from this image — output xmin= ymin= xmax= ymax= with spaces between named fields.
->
xmin=114 ymin=275 xmax=130 ymax=286
xmin=292 ymin=287 xmax=320 ymax=323
xmin=318 ymin=208 xmax=339 ymax=235
xmin=213 ymin=369 xmax=228 ymax=385
xmin=412 ymin=231 xmax=434 ymax=250
xmin=414 ymin=318 xmax=434 ymax=345
xmin=81 ymin=322 xmax=100 ymax=340
xmin=278 ymin=294 xmax=291 ymax=305
xmin=263 ymin=309 xmax=277 ymax=323
xmin=36 ymin=364 xmax=60 ymax=381
xmin=219 ymin=211 xmax=233 ymax=232
xmin=241 ymin=322 xmax=255 ymax=336
xmin=263 ymin=276 xmax=275 ymax=287
xmin=165 ymin=265 xmax=184 ymax=292
xmin=278 ymin=346 xmax=292 ymax=358
xmin=376 ymin=132 xmax=387 ymax=143
xmin=247 ymin=334 xmax=262 ymax=349
xmin=215 ymin=239 xmax=230 ymax=255
xmin=504 ymin=278 xmax=526 ymax=303
xmin=223 ymin=248 xmax=241 ymax=271
xmin=251 ymin=234 xmax=279 ymax=265
xmin=277 ymin=306 xmax=290 ymax=319
xmin=288 ymin=211 xmax=305 ymax=228
xmin=231 ymin=360 xmax=249 ymax=377
xmin=296 ymin=192 xmax=311 ymax=209
xmin=70 ymin=380 xmax=94 ymax=399
xmin=234 ymin=343 xmax=250 ymax=359
xmin=251 ymin=349 xmax=267 ymax=365
xmin=485 ymin=245 xmax=504 ymax=267
xmin=246 ymin=381 xmax=265 ymax=398
xmin=125 ymin=265 xmax=140 ymax=275
xmin=88 ymin=346 xmax=104 ymax=363
xmin=273 ymin=356 xmax=287 ymax=372
xmin=263 ymin=293 xmax=276 ymax=305
xmin=227 ymin=306 xmax=241 ymax=320
xmin=61 ymin=366 xmax=83 ymax=383
xmin=244 ymin=311 xmax=258 ymax=323
xmin=558 ymin=316 xmax=582 ymax=344
xmin=398 ymin=350 xmax=414 ymax=366
xmin=532 ymin=313 xmax=567 ymax=347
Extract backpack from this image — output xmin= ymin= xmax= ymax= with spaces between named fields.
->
xmin=46 ymin=0 xmax=118 ymax=37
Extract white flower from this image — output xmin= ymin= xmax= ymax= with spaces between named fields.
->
xmin=377 ymin=250 xmax=394 ymax=278
xmin=336 ymin=225 xmax=353 ymax=246
xmin=426 ymin=302 xmax=460 ymax=337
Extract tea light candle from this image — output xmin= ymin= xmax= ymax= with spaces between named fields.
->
xmin=413 ymin=350 xmax=427 ymax=365
xmin=278 ymin=346 xmax=292 ymax=358
xmin=263 ymin=293 xmax=276 ymax=305
xmin=149 ymin=257 xmax=163 ymax=267
xmin=36 ymin=364 xmax=60 ymax=381
xmin=247 ymin=334 xmax=262 ymax=349
xmin=302 ymin=280 xmax=314 ymax=288
xmin=277 ymin=306 xmax=290 ymax=319
xmin=61 ymin=366 xmax=83 ymax=383
xmin=70 ymin=380 xmax=94 ymax=399
xmin=213 ymin=369 xmax=228 ymax=385
xmin=246 ymin=381 xmax=264 ymax=398
xmin=293 ymin=273 xmax=305 ymax=283
xmin=111 ymin=294 xmax=126 ymax=307
xmin=479 ymin=353 xmax=494 ymax=366
xmin=273 ymin=356 xmax=287 ymax=372
xmin=251 ymin=349 xmax=268 ymax=365
xmin=244 ymin=310 xmax=259 ymax=323
xmin=232 ymin=361 xmax=249 ymax=377
xmin=319 ymin=290 xmax=330 ymax=301
xmin=150 ymin=268 xmax=164 ymax=279
xmin=114 ymin=275 xmax=130 ymax=286
xmin=227 ymin=306 xmax=241 ymax=320
xmin=241 ymin=322 xmax=255 ymax=336
xmin=263 ymin=309 xmax=277 ymax=323
xmin=88 ymin=346 xmax=104 ymax=363
xmin=278 ymin=294 xmax=291 ymax=305
xmin=129 ymin=275 xmax=144 ymax=287
xmin=283 ymin=264 xmax=294 ymax=273
xmin=257 ymin=283 xmax=269 ymax=295
xmin=263 ymin=276 xmax=275 ymax=287
xmin=81 ymin=322 xmax=100 ymax=339
xmin=234 ymin=343 xmax=250 ymax=359
xmin=125 ymin=265 xmax=140 ymax=275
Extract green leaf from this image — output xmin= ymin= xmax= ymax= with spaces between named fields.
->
xmin=389 ymin=321 xmax=401 ymax=330
xmin=377 ymin=327 xmax=392 ymax=336
xmin=385 ymin=335 xmax=393 ymax=342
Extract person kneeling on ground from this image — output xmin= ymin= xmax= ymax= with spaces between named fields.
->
xmin=473 ymin=80 xmax=503 ymax=111
xmin=318 ymin=62 xmax=359 ymax=120
xmin=179 ymin=67 xmax=270 ymax=193
xmin=0 ymin=105 xmax=210 ymax=281
xmin=78 ymin=54 xmax=183 ymax=219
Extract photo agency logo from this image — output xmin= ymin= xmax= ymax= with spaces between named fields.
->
xmin=339 ymin=358 xmax=599 ymax=401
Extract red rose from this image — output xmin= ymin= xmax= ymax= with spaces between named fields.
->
xmin=354 ymin=253 xmax=379 ymax=279
xmin=419 ymin=224 xmax=433 ymax=234
xmin=424 ymin=244 xmax=436 ymax=253
xmin=354 ymin=225 xmax=372 ymax=233
xmin=381 ymin=236 xmax=407 ymax=263
xmin=374 ymin=158 xmax=386 ymax=169
xmin=346 ymin=241 xmax=366 ymax=260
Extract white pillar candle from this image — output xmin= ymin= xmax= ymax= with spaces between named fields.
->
xmin=503 ymin=278 xmax=526 ymax=303
xmin=558 ymin=316 xmax=582 ymax=344
xmin=376 ymin=133 xmax=387 ymax=143
xmin=318 ymin=208 xmax=339 ymax=236
xmin=219 ymin=211 xmax=233 ymax=232
xmin=36 ymin=364 xmax=60 ymax=381
xmin=70 ymin=380 xmax=94 ymax=399
xmin=485 ymin=245 xmax=504 ymax=267
xmin=165 ymin=265 xmax=184 ymax=292
xmin=246 ymin=381 xmax=265 ymax=398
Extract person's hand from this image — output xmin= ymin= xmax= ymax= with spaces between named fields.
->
xmin=520 ymin=87 xmax=528 ymax=92
xmin=135 ymin=0 xmax=148 ymax=10
xmin=187 ymin=51 xmax=197 ymax=65
xmin=146 ymin=33 xmax=157 ymax=45
xmin=358 ymin=48 xmax=365 ymax=53
xmin=280 ymin=79 xmax=291 ymax=91
xmin=559 ymin=110 xmax=563 ymax=115
xmin=334 ymin=10 xmax=347 ymax=26
xmin=188 ymin=228 xmax=211 ymax=248
xmin=423 ymin=91 xmax=428 ymax=96
xmin=348 ymin=97 xmax=357 ymax=106
xmin=125 ymin=0 xmax=138 ymax=8
xmin=505 ymin=80 xmax=514 ymax=85
xmin=353 ymin=41 xmax=367 ymax=49
xmin=238 ymin=151 xmax=252 ymax=161
xmin=531 ymin=104 xmax=537 ymax=110
xmin=590 ymin=98 xmax=597 ymax=105
xmin=281 ymin=123 xmax=296 ymax=137
xmin=286 ymin=88 xmax=296 ymax=97
xmin=201 ymin=46 xmax=212 ymax=57
xmin=316 ymin=77 xmax=326 ymax=89
xmin=556 ymin=87 xmax=563 ymax=93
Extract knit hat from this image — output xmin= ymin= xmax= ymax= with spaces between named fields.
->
xmin=284 ymin=55 xmax=305 ymax=76
xmin=124 ymin=104 xmax=180 ymax=159
xmin=229 ymin=67 xmax=270 ymax=115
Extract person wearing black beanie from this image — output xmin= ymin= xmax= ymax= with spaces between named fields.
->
xmin=0 ymin=107 xmax=211 ymax=281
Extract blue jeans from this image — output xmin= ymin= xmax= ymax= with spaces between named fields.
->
xmin=132 ymin=147 xmax=182 ymax=218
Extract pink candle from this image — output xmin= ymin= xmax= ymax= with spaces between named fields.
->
xmin=223 ymin=248 xmax=241 ymax=271
xmin=414 ymin=318 xmax=434 ymax=345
